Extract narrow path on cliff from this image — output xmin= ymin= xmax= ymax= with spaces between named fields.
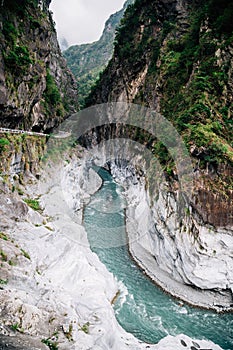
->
xmin=84 ymin=168 xmax=233 ymax=350
xmin=0 ymin=127 xmax=46 ymax=137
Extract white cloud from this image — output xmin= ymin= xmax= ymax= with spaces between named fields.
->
xmin=50 ymin=0 xmax=126 ymax=47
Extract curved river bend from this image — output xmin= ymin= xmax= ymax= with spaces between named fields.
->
xmin=84 ymin=168 xmax=233 ymax=350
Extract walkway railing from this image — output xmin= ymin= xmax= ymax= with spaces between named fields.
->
xmin=0 ymin=127 xmax=47 ymax=137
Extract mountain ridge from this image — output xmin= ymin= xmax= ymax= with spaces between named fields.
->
xmin=63 ymin=0 xmax=134 ymax=108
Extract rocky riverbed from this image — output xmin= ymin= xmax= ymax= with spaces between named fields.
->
xmin=0 ymin=148 xmax=225 ymax=349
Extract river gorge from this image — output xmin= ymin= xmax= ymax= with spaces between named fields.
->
xmin=0 ymin=0 xmax=233 ymax=349
xmin=1 ymin=141 xmax=232 ymax=350
xmin=84 ymin=166 xmax=233 ymax=350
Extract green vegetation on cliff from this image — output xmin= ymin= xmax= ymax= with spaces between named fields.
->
xmin=63 ymin=0 xmax=133 ymax=108
xmin=0 ymin=0 xmax=78 ymax=131
xmin=0 ymin=132 xmax=46 ymax=179
xmin=87 ymin=0 xmax=233 ymax=169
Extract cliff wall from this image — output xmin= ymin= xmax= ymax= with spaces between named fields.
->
xmin=86 ymin=0 xmax=233 ymax=228
xmin=83 ymin=0 xmax=233 ymax=303
xmin=0 ymin=0 xmax=78 ymax=132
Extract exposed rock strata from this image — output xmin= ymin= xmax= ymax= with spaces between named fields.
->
xmin=125 ymin=174 xmax=233 ymax=311
xmin=0 ymin=131 xmax=46 ymax=179
xmin=0 ymin=146 xmax=223 ymax=349
xmin=84 ymin=138 xmax=233 ymax=311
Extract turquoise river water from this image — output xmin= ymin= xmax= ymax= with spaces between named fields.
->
xmin=84 ymin=168 xmax=233 ymax=350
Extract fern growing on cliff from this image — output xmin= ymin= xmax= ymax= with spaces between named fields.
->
xmin=4 ymin=45 xmax=32 ymax=74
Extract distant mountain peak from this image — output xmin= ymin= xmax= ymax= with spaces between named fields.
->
xmin=63 ymin=0 xmax=134 ymax=108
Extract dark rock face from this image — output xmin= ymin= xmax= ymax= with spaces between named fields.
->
xmin=181 ymin=339 xmax=187 ymax=346
xmin=0 ymin=0 xmax=78 ymax=132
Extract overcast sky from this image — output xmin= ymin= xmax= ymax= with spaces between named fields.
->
xmin=50 ymin=0 xmax=126 ymax=48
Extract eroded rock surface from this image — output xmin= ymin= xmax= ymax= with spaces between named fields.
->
xmin=0 ymin=149 xmax=224 ymax=349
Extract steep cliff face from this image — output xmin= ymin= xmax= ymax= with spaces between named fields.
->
xmin=0 ymin=131 xmax=46 ymax=184
xmin=83 ymin=0 xmax=233 ymax=301
xmin=63 ymin=0 xmax=133 ymax=108
xmin=86 ymin=0 xmax=233 ymax=227
xmin=0 ymin=0 xmax=78 ymax=132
